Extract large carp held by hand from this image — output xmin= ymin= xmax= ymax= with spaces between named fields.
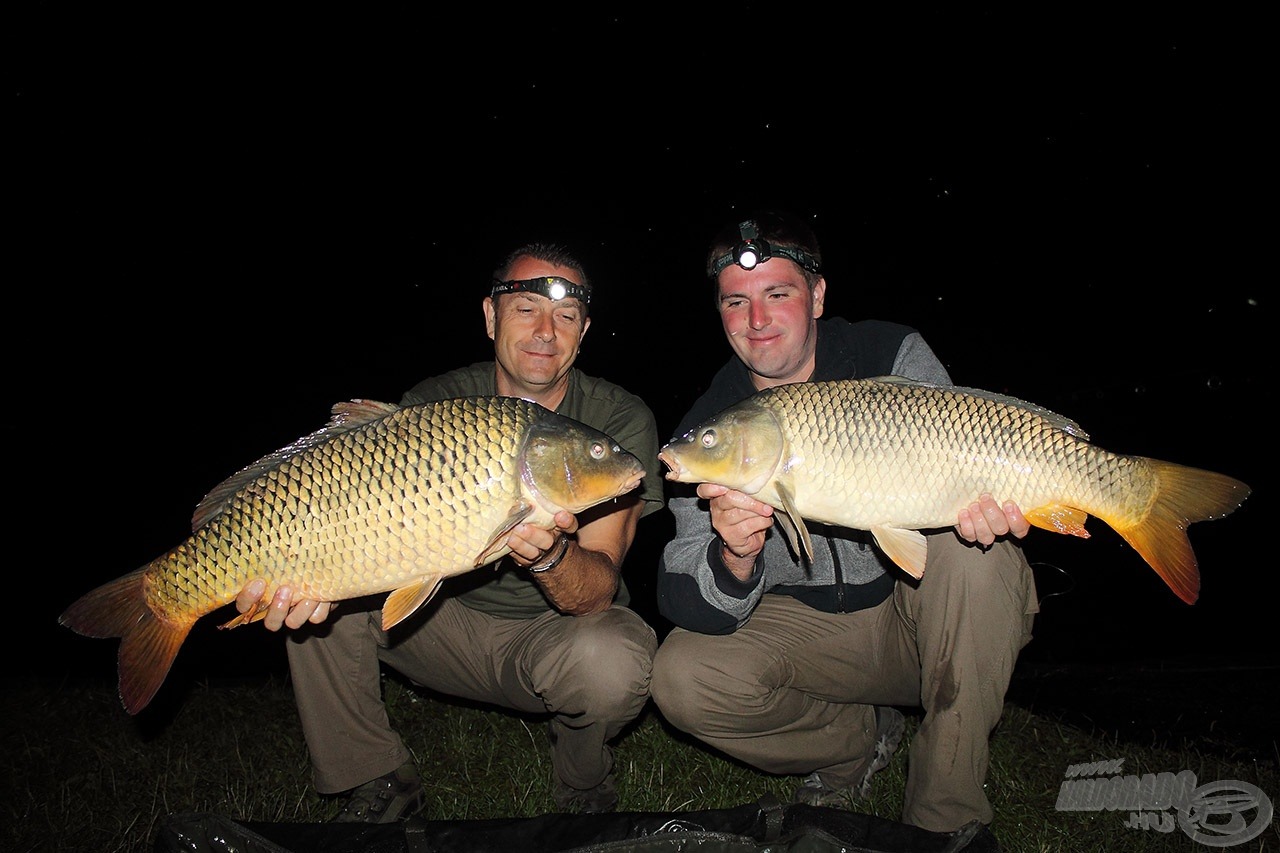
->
xmin=61 ymin=396 xmax=646 ymax=715
xmin=660 ymin=377 xmax=1250 ymax=605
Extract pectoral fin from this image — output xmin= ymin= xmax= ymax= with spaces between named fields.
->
xmin=870 ymin=525 xmax=928 ymax=579
xmin=382 ymin=575 xmax=445 ymax=630
xmin=1025 ymin=504 xmax=1091 ymax=538
xmin=773 ymin=482 xmax=814 ymax=562
xmin=475 ymin=502 xmax=536 ymax=566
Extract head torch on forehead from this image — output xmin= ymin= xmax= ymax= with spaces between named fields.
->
xmin=708 ymin=219 xmax=822 ymax=276
xmin=490 ymin=275 xmax=592 ymax=305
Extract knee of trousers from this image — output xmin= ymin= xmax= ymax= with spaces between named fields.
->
xmin=918 ymin=535 xmax=1034 ymax=605
xmin=650 ymin=631 xmax=736 ymax=734
xmin=555 ymin=610 xmax=657 ymax=717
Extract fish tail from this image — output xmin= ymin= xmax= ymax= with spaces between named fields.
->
xmin=1106 ymin=460 xmax=1251 ymax=605
xmin=59 ymin=567 xmax=195 ymax=714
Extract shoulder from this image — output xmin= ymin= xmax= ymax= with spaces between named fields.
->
xmin=826 ymin=316 xmax=919 ymax=346
xmin=569 ymin=371 xmax=665 ymax=517
xmin=399 ymin=362 xmax=495 ymax=406
xmin=572 ymin=372 xmax=656 ymax=424
xmin=817 ymin=317 xmax=927 ymax=381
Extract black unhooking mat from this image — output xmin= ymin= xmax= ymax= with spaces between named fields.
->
xmin=154 ymin=796 xmax=1001 ymax=853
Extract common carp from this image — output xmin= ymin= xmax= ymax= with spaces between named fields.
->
xmin=61 ymin=396 xmax=646 ymax=714
xmin=658 ymin=376 xmax=1250 ymax=605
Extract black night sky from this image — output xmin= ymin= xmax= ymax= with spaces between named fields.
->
xmin=13 ymin=5 xmax=1270 ymax=735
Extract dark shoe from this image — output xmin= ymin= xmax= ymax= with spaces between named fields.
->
xmin=553 ymin=774 xmax=618 ymax=814
xmin=331 ymin=761 xmax=425 ymax=823
xmin=793 ymin=706 xmax=906 ymax=807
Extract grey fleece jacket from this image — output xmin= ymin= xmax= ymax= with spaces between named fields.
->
xmin=656 ymin=317 xmax=952 ymax=635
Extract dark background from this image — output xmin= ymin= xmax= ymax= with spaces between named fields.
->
xmin=13 ymin=7 xmax=1268 ymax=701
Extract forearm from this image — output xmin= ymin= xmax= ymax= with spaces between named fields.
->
xmin=533 ymin=537 xmax=620 ymax=615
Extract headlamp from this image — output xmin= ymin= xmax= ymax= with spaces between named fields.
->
xmin=708 ymin=219 xmax=822 ymax=277
xmin=490 ymin=275 xmax=591 ymax=305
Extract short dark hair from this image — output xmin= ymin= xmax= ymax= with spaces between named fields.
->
xmin=493 ymin=242 xmax=590 ymax=290
xmin=705 ymin=210 xmax=823 ymax=284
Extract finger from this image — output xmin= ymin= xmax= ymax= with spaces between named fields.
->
xmin=966 ymin=503 xmax=996 ymax=546
xmin=1004 ymin=501 xmax=1031 ymax=537
xmin=697 ymin=483 xmax=729 ymax=500
xmin=260 ymin=586 xmax=292 ymax=632
xmin=286 ymin=600 xmax=317 ymax=630
xmin=236 ymin=579 xmax=266 ymax=613
xmin=956 ymin=508 xmax=977 ymax=543
xmin=553 ymin=509 xmax=579 ymax=535
xmin=981 ymin=499 xmax=1009 ymax=536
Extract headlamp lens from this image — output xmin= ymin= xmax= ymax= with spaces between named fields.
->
xmin=490 ymin=276 xmax=591 ymax=305
xmin=737 ymin=243 xmax=763 ymax=270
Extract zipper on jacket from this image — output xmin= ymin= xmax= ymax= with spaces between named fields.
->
xmin=825 ymin=527 xmax=846 ymax=612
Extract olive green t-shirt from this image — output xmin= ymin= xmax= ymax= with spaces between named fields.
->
xmin=399 ymin=362 xmax=664 ymax=618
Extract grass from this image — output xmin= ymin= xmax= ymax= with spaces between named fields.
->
xmin=3 ymin=671 xmax=1276 ymax=853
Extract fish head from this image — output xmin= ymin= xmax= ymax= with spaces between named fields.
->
xmin=521 ymin=416 xmax=647 ymax=513
xmin=658 ymin=403 xmax=784 ymax=495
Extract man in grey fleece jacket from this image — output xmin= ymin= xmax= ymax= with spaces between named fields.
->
xmin=650 ymin=210 xmax=1039 ymax=835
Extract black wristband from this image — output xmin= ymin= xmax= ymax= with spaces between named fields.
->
xmin=528 ymin=534 xmax=570 ymax=573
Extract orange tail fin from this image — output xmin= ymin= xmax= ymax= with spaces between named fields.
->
xmin=1107 ymin=460 xmax=1251 ymax=605
xmin=59 ymin=567 xmax=194 ymax=714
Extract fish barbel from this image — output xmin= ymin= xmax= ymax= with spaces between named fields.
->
xmin=61 ymin=396 xmax=646 ymax=714
xmin=658 ymin=377 xmax=1250 ymax=604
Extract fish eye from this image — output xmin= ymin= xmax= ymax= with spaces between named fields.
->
xmin=590 ymin=441 xmax=605 ymax=460
xmin=700 ymin=428 xmax=717 ymax=449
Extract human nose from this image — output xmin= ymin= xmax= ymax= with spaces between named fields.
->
xmin=533 ymin=311 xmax=556 ymax=341
xmin=748 ymin=300 xmax=769 ymax=330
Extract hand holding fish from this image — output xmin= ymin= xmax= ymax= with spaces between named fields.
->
xmin=698 ymin=483 xmax=776 ymax=581
xmin=235 ymin=580 xmax=332 ymax=632
xmin=956 ymin=495 xmax=1031 ymax=546
xmin=507 ymin=510 xmax=579 ymax=570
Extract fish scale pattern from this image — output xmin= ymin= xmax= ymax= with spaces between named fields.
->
xmin=753 ymin=379 xmax=1156 ymax=531
xmin=140 ymin=397 xmax=639 ymax=622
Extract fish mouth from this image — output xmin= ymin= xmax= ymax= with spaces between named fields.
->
xmin=657 ymin=450 xmax=685 ymax=480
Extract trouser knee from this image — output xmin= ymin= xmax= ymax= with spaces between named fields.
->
xmin=558 ymin=612 xmax=656 ymax=719
xmin=650 ymin=632 xmax=707 ymax=732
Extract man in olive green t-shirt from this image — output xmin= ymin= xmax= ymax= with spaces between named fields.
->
xmin=235 ymin=242 xmax=664 ymax=821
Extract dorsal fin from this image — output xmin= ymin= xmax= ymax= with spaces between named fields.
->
xmin=191 ymin=399 xmax=401 ymax=530
xmin=869 ymin=376 xmax=1089 ymax=439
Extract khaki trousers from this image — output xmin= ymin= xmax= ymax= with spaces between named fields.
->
xmin=286 ymin=595 xmax=658 ymax=795
xmin=651 ymin=533 xmax=1037 ymax=832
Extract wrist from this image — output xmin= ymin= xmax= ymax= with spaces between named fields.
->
xmin=528 ymin=534 xmax=570 ymax=573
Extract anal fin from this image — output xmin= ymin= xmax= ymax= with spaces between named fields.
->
xmin=382 ymin=576 xmax=445 ymax=630
xmin=1025 ymin=504 xmax=1091 ymax=538
xmin=870 ymin=525 xmax=928 ymax=579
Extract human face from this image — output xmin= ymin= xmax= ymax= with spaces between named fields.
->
xmin=716 ymin=259 xmax=825 ymax=390
xmin=484 ymin=257 xmax=590 ymax=405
